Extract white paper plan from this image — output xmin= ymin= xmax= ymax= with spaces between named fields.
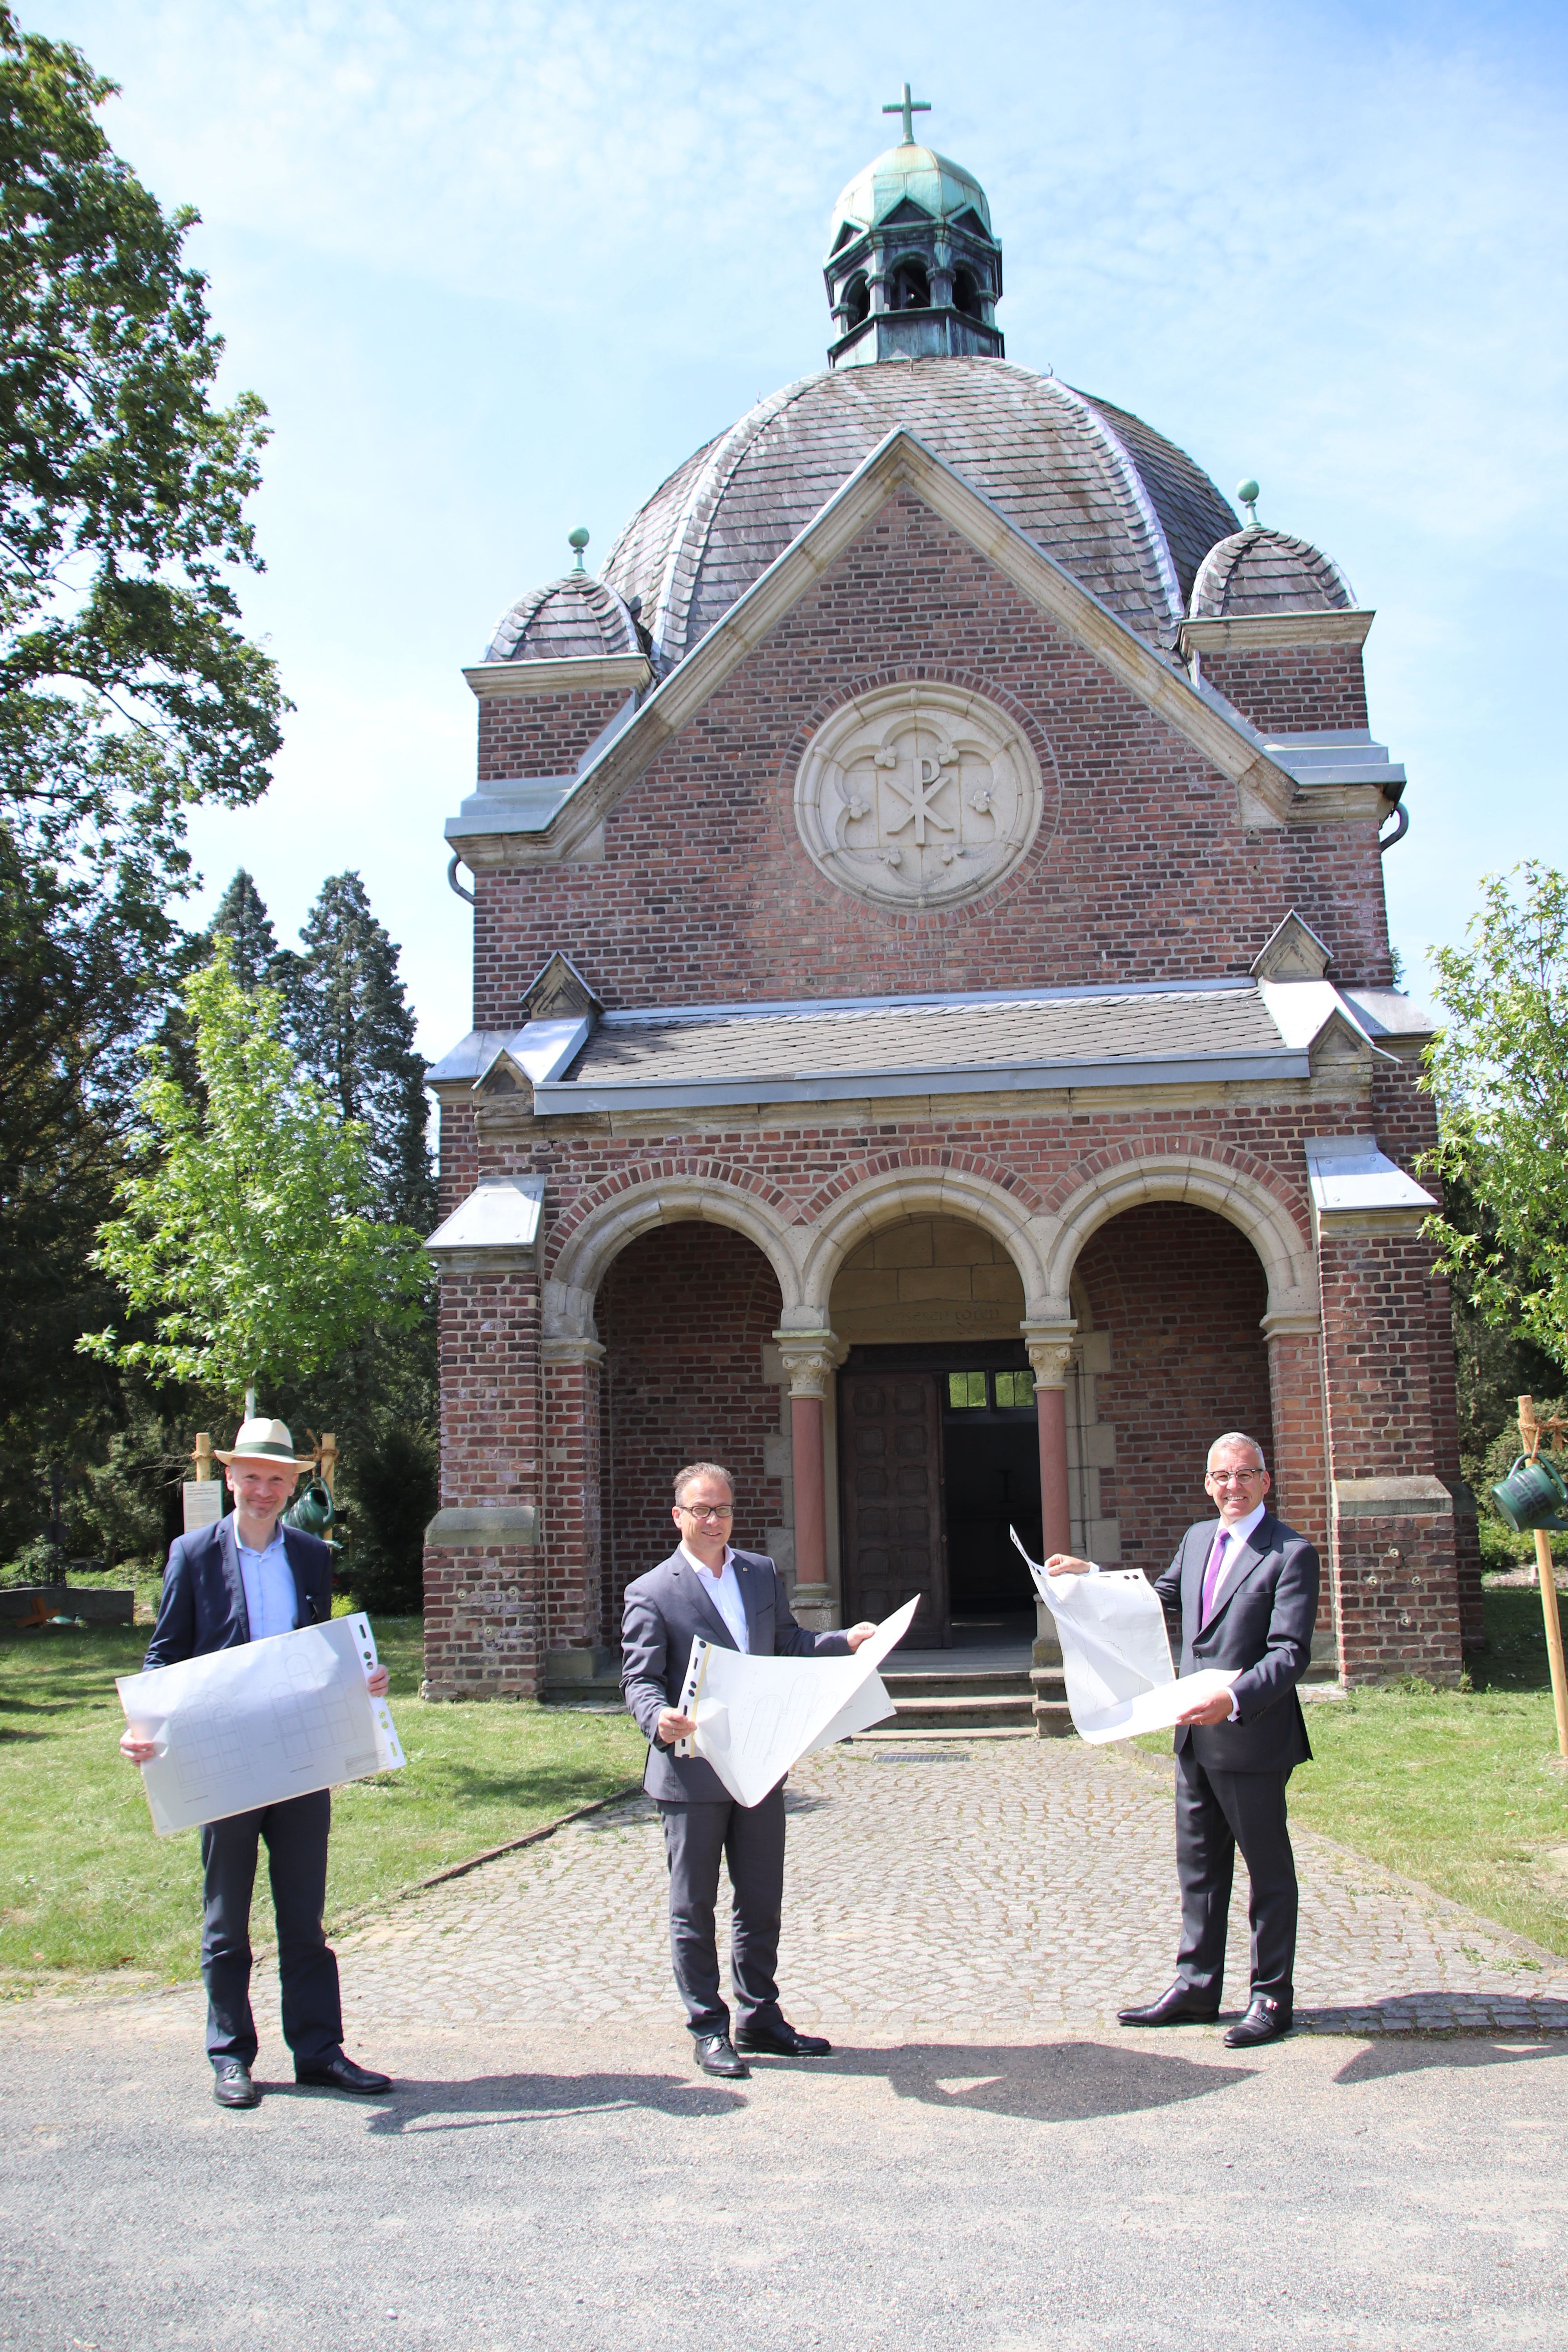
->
xmin=1008 ymin=1528 xmax=1238 ymax=1744
xmin=117 ymin=1614 xmax=405 ymax=1836
xmin=675 ymin=1595 xmax=921 ymax=1807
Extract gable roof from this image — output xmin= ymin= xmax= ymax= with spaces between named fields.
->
xmin=446 ymin=427 xmax=1298 ymax=866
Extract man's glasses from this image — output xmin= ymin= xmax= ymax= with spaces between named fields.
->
xmin=1208 ymin=1468 xmax=1263 ymax=1485
xmin=680 ymin=1503 xmax=733 ymax=1521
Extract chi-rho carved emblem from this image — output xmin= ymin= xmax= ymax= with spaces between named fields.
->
xmin=794 ymin=684 xmax=1045 ymax=909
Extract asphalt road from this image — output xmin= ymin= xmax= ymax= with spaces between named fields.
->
xmin=4 ymin=1999 xmax=1567 ymax=2352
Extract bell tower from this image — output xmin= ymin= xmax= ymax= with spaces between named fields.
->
xmin=824 ymin=85 xmax=1004 ymax=369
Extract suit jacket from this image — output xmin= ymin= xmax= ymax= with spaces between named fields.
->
xmin=143 ymin=1515 xmax=334 ymax=1670
xmin=621 ymin=1546 xmax=852 ymax=1804
xmin=1154 ymin=1510 xmax=1319 ymax=1775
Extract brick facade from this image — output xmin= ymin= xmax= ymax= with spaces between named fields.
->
xmin=424 ymin=469 xmax=1467 ymax=1701
xmin=1199 ymin=645 xmax=1369 ymax=737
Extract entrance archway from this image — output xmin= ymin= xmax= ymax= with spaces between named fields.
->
xmin=829 ymin=1214 xmax=1038 ymax=1648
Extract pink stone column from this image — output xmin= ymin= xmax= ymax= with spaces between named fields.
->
xmin=775 ymin=1332 xmax=839 ymax=1628
xmin=1024 ymin=1328 xmax=1077 ymax=1559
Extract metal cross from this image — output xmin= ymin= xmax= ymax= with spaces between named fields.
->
xmin=882 ymin=82 xmax=931 ymax=145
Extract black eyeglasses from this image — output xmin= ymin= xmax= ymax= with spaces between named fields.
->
xmin=679 ymin=1503 xmax=733 ymax=1521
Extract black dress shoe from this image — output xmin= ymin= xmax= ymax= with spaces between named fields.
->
xmin=734 ymin=2022 xmax=831 ymax=2057
xmin=1223 ymin=1996 xmax=1293 ymax=2048
xmin=693 ymin=2032 xmax=749 ymax=2079
xmin=1118 ymin=1982 xmax=1221 ymax=2027
xmin=212 ymin=2058 xmax=259 ymax=2108
xmin=294 ymin=2051 xmax=392 ymax=2094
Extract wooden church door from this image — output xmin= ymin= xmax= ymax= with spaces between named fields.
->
xmin=838 ymin=1372 xmax=950 ymax=1646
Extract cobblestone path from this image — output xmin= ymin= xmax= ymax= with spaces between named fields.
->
xmin=323 ymin=1737 xmax=1568 ymax=2042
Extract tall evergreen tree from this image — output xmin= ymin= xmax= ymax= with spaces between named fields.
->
xmin=284 ymin=872 xmax=436 ymax=1232
xmin=208 ymin=868 xmax=280 ymax=991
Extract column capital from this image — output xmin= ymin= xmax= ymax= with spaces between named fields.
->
xmin=1020 ymin=1320 xmax=1078 ymax=1391
xmin=772 ymin=1328 xmax=841 ymax=1399
xmin=541 ymin=1336 xmax=606 ymax=1366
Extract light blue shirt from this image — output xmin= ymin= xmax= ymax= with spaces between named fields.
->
xmin=680 ymin=1541 xmax=750 ymax=1653
xmin=237 ymin=1525 xmax=299 ymax=1642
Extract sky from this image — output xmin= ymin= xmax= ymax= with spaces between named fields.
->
xmin=26 ymin=0 xmax=1568 ymax=1057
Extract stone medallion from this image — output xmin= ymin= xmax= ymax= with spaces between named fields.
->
xmin=794 ymin=683 xmax=1045 ymax=909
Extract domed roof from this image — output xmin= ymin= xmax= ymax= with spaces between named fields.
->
xmin=601 ymin=358 xmax=1239 ymax=669
xmin=1189 ymin=527 xmax=1354 ymax=619
xmin=485 ymin=572 xmax=641 ymax=663
xmin=828 ymin=142 xmax=992 ymax=252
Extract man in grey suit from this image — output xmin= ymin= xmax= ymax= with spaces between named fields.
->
xmin=120 ymin=1419 xmax=393 ymax=2108
xmin=1047 ymin=1430 xmax=1319 ymax=2048
xmin=621 ymin=1460 xmax=877 ymax=2079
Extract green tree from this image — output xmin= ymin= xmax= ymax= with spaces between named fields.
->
xmin=1423 ymin=863 xmax=1568 ymax=1370
xmin=0 ymin=10 xmax=283 ymax=1546
xmin=284 ymin=871 xmax=436 ymax=1232
xmin=79 ymin=955 xmax=430 ymax=1408
xmin=209 ymin=867 xmax=281 ymax=992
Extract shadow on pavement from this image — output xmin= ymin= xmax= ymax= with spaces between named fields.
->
xmin=762 ymin=2040 xmax=1252 ymax=2122
xmin=343 ymin=2070 xmax=746 ymax=2135
xmin=1330 ymin=2035 xmax=1568 ymax=2085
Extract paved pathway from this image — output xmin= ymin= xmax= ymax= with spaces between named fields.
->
xmin=329 ymin=1736 xmax=1568 ymax=2042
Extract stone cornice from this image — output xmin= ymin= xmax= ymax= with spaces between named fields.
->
xmin=463 ymin=654 xmax=652 ymax=699
xmin=475 ymin=428 xmax=1305 ymax=864
xmin=1180 ymin=611 xmax=1374 ymax=656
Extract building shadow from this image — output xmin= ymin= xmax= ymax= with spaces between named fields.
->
xmin=1325 ymin=2027 xmax=1568 ymax=2086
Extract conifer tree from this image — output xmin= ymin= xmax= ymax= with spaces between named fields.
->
xmin=284 ymin=872 xmax=436 ymax=1232
xmin=208 ymin=869 xmax=280 ymax=991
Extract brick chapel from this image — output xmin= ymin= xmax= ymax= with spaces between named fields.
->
xmin=422 ymin=103 xmax=1479 ymax=1713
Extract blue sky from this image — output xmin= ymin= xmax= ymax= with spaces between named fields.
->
xmin=28 ymin=0 xmax=1568 ymax=1055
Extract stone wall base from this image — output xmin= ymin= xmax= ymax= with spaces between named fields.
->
xmin=1332 ymin=1478 xmax=1461 ymax=1686
xmin=423 ymin=1519 xmax=543 ymax=1699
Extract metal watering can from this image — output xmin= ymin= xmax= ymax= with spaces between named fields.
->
xmin=1492 ymin=1454 xmax=1568 ymax=1533
xmin=282 ymin=1477 xmax=340 ymax=1549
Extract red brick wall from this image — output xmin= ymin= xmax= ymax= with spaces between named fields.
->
xmin=1072 ymin=1203 xmax=1275 ymax=1577
xmin=467 ymin=491 xmax=1396 ymax=1028
xmin=477 ymin=688 xmax=630 ymax=782
xmin=597 ymin=1223 xmax=784 ymax=1638
xmin=1200 ymin=646 xmax=1369 ymax=736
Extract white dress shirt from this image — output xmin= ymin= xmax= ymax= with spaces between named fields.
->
xmin=236 ymin=1524 xmax=299 ymax=1641
xmin=679 ymin=1541 xmax=750 ymax=1652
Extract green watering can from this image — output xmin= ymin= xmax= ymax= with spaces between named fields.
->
xmin=1492 ymin=1454 xmax=1568 ymax=1534
xmin=282 ymin=1477 xmax=341 ymax=1550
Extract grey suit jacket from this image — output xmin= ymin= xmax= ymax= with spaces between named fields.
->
xmin=621 ymin=1546 xmax=852 ymax=1804
xmin=143 ymin=1514 xmax=334 ymax=1669
xmin=1154 ymin=1510 xmax=1319 ymax=1775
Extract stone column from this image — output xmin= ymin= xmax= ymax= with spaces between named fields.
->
xmin=1022 ymin=1325 xmax=1077 ymax=1558
xmin=541 ymin=1336 xmax=606 ymax=1681
xmin=774 ymin=1330 xmax=840 ymax=1630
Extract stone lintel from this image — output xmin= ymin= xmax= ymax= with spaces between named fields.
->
xmin=1180 ymin=611 xmax=1374 ymax=655
xmin=463 ymin=653 xmax=652 ymax=699
xmin=1333 ymin=1478 xmax=1454 ymax=1519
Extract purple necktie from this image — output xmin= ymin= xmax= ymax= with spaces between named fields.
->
xmin=1201 ymin=1530 xmax=1229 ymax=1624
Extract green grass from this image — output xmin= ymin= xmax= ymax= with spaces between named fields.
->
xmin=0 ymin=1617 xmax=646 ymax=1993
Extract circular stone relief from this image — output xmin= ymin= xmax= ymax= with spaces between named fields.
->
xmin=794 ymin=683 xmax=1045 ymax=910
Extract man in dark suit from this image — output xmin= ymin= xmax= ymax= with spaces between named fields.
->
xmin=1047 ymin=1430 xmax=1319 ymax=2048
xmin=119 ymin=1419 xmax=393 ymax=2108
xmin=621 ymin=1460 xmax=877 ymax=2080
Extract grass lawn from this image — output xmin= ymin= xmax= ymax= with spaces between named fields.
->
xmin=1138 ymin=1586 xmax=1568 ymax=1960
xmin=0 ymin=1615 xmax=646 ymax=1994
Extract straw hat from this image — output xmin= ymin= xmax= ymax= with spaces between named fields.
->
xmin=214 ymin=1417 xmax=316 ymax=1470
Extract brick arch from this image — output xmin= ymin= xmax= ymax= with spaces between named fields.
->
xmin=799 ymin=1161 xmax=1051 ymax=1321
xmin=544 ymin=1174 xmax=806 ymax=1339
xmin=1042 ymin=1153 xmax=1316 ymax=1323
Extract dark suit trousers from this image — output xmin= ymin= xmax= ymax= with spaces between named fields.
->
xmin=199 ymin=1791 xmax=343 ymax=2071
xmin=1174 ymin=1749 xmax=1298 ymax=2004
xmin=659 ymin=1788 xmax=788 ymax=2036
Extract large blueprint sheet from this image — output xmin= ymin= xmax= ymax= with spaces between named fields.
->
xmin=675 ymin=1596 xmax=920 ymax=1807
xmin=117 ymin=1615 xmax=405 ymax=1836
xmin=1009 ymin=1528 xmax=1237 ymax=1743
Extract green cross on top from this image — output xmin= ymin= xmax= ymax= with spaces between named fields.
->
xmin=882 ymin=82 xmax=931 ymax=145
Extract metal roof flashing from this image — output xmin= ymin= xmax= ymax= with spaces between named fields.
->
xmin=425 ymin=1176 xmax=547 ymax=1272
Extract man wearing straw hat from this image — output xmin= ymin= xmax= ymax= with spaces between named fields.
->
xmin=120 ymin=1417 xmax=393 ymax=2109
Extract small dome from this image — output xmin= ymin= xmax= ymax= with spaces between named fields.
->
xmin=827 ymin=142 xmax=992 ymax=255
xmin=1189 ymin=527 xmax=1355 ymax=619
xmin=485 ymin=573 xmax=641 ymax=663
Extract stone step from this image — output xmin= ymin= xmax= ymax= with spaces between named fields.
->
xmin=882 ymin=1668 xmax=1034 ymax=1699
xmin=887 ymin=1689 xmax=1036 ymax=1732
